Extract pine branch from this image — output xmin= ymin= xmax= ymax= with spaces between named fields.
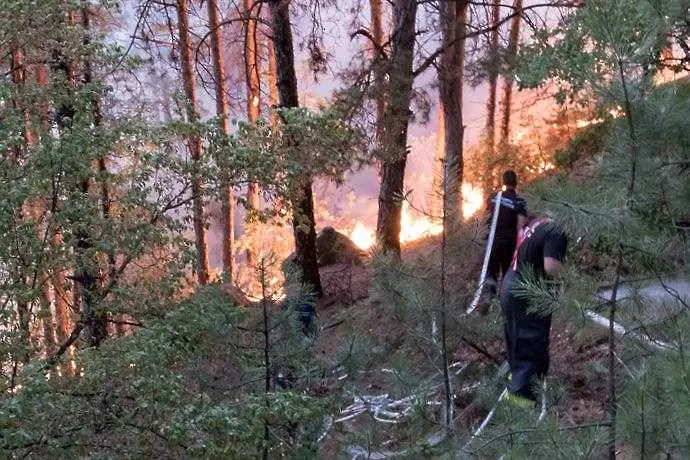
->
xmin=469 ymin=422 xmax=611 ymax=454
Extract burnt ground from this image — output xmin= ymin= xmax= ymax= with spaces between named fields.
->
xmin=312 ymin=236 xmax=610 ymax=451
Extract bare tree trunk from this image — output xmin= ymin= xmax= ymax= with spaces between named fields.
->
xmin=268 ymin=0 xmax=322 ymax=295
xmin=484 ymin=0 xmax=500 ymax=192
xmin=437 ymin=0 xmax=469 ymax=414
xmin=498 ymin=0 xmax=523 ymax=147
xmin=375 ymin=0 xmax=417 ymax=255
xmin=207 ymin=0 xmax=235 ymax=280
xmin=177 ymin=0 xmax=210 ymax=285
xmin=266 ymin=37 xmax=279 ymax=123
xmin=439 ymin=0 xmax=469 ymax=231
xmin=431 ymin=107 xmax=445 ymax=217
xmin=244 ymin=0 xmax=262 ymax=265
xmin=369 ymin=0 xmax=386 ymax=144
xmin=244 ymin=0 xmax=262 ymax=211
xmin=51 ymin=232 xmax=72 ymax=344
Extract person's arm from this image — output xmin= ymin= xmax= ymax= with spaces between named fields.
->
xmin=544 ymin=257 xmax=563 ymax=278
xmin=543 ymin=227 xmax=568 ymax=278
xmin=516 ymin=196 xmax=528 ymax=230
xmin=517 ymin=214 xmax=528 ymax=230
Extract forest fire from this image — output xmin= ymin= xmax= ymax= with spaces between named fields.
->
xmin=348 ymin=183 xmax=484 ymax=250
xmin=350 ymin=222 xmax=375 ymax=250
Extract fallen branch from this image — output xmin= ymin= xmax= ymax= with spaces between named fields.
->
xmin=44 ymin=322 xmax=84 ymax=370
xmin=460 ymin=336 xmax=502 ymax=366
xmin=320 ymin=319 xmax=344 ymax=331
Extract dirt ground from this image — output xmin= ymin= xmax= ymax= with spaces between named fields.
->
xmin=312 ymin=236 xmax=610 ymax=451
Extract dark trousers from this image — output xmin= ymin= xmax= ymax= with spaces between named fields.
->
xmin=486 ymin=240 xmax=516 ymax=294
xmin=500 ymin=271 xmax=551 ymax=401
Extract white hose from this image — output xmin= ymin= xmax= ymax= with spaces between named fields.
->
xmin=467 ymin=191 xmax=503 ymax=314
xmin=585 ymin=310 xmax=677 ymax=352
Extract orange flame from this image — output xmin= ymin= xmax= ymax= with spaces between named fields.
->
xmin=348 ymin=184 xmax=484 ymax=250
xmin=350 ymin=222 xmax=376 ymax=251
xmin=462 ymin=183 xmax=484 ymax=219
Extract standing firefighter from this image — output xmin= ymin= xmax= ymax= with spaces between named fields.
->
xmin=500 ymin=215 xmax=568 ymax=403
xmin=485 ymin=170 xmax=528 ymax=295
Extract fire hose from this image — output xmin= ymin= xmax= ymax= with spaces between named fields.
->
xmin=467 ymin=191 xmax=503 ymax=314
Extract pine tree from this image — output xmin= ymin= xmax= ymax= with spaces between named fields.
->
xmin=483 ymin=0 xmax=501 ymax=191
xmin=207 ymin=0 xmax=235 ymax=280
xmin=267 ymin=0 xmax=323 ymax=296
xmin=369 ymin=0 xmax=386 ymax=145
xmin=498 ymin=0 xmax=523 ymax=148
xmin=438 ymin=0 xmax=469 ymax=231
xmin=513 ymin=1 xmax=690 ymax=457
xmin=176 ymin=0 xmax=211 ymax=285
xmin=375 ymin=0 xmax=417 ymax=255
xmin=244 ymin=0 xmax=262 ymax=211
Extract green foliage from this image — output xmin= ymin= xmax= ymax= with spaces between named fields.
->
xmin=618 ymin=339 xmax=690 ymax=458
xmin=209 ymin=106 xmax=367 ymax=219
xmin=554 ymin=120 xmax=611 ymax=169
xmin=510 ymin=1 xmax=690 ymax=458
xmin=1 ymin=287 xmax=334 ymax=457
xmin=518 ymin=0 xmax=671 ymax=101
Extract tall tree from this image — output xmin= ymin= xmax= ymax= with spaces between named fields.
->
xmin=369 ymin=0 xmax=386 ymax=144
xmin=439 ymin=0 xmax=469 ymax=230
xmin=9 ymin=45 xmax=32 ymax=363
xmin=266 ymin=37 xmax=279 ymax=122
xmin=243 ymin=0 xmax=262 ymax=266
xmin=498 ymin=0 xmax=523 ymax=147
xmin=48 ymin=6 xmax=106 ymax=348
xmin=375 ymin=0 xmax=417 ymax=255
xmin=244 ymin=0 xmax=262 ymax=211
xmin=82 ymin=4 xmax=113 ymax=346
xmin=431 ymin=106 xmax=445 ymax=217
xmin=484 ymin=0 xmax=501 ymax=163
xmin=207 ymin=0 xmax=235 ymax=279
xmin=177 ymin=0 xmax=211 ymax=285
xmin=268 ymin=0 xmax=322 ymax=295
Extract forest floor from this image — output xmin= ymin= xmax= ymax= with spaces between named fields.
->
xmin=311 ymin=236 xmax=611 ymax=454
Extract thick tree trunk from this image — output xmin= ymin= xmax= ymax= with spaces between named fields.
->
xmin=498 ymin=0 xmax=523 ymax=147
xmin=484 ymin=0 xmax=501 ymax=192
xmin=207 ymin=0 xmax=235 ymax=279
xmin=268 ymin=0 xmax=322 ymax=295
xmin=177 ymin=0 xmax=211 ymax=285
xmin=375 ymin=0 xmax=417 ymax=255
xmin=244 ymin=0 xmax=262 ymax=210
xmin=439 ymin=0 xmax=469 ymax=230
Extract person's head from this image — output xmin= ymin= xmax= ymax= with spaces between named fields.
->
xmin=503 ymin=170 xmax=518 ymax=188
xmin=525 ymin=212 xmax=555 ymax=227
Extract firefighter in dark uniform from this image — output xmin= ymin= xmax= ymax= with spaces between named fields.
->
xmin=485 ymin=170 xmax=528 ymax=295
xmin=500 ymin=215 xmax=568 ymax=403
